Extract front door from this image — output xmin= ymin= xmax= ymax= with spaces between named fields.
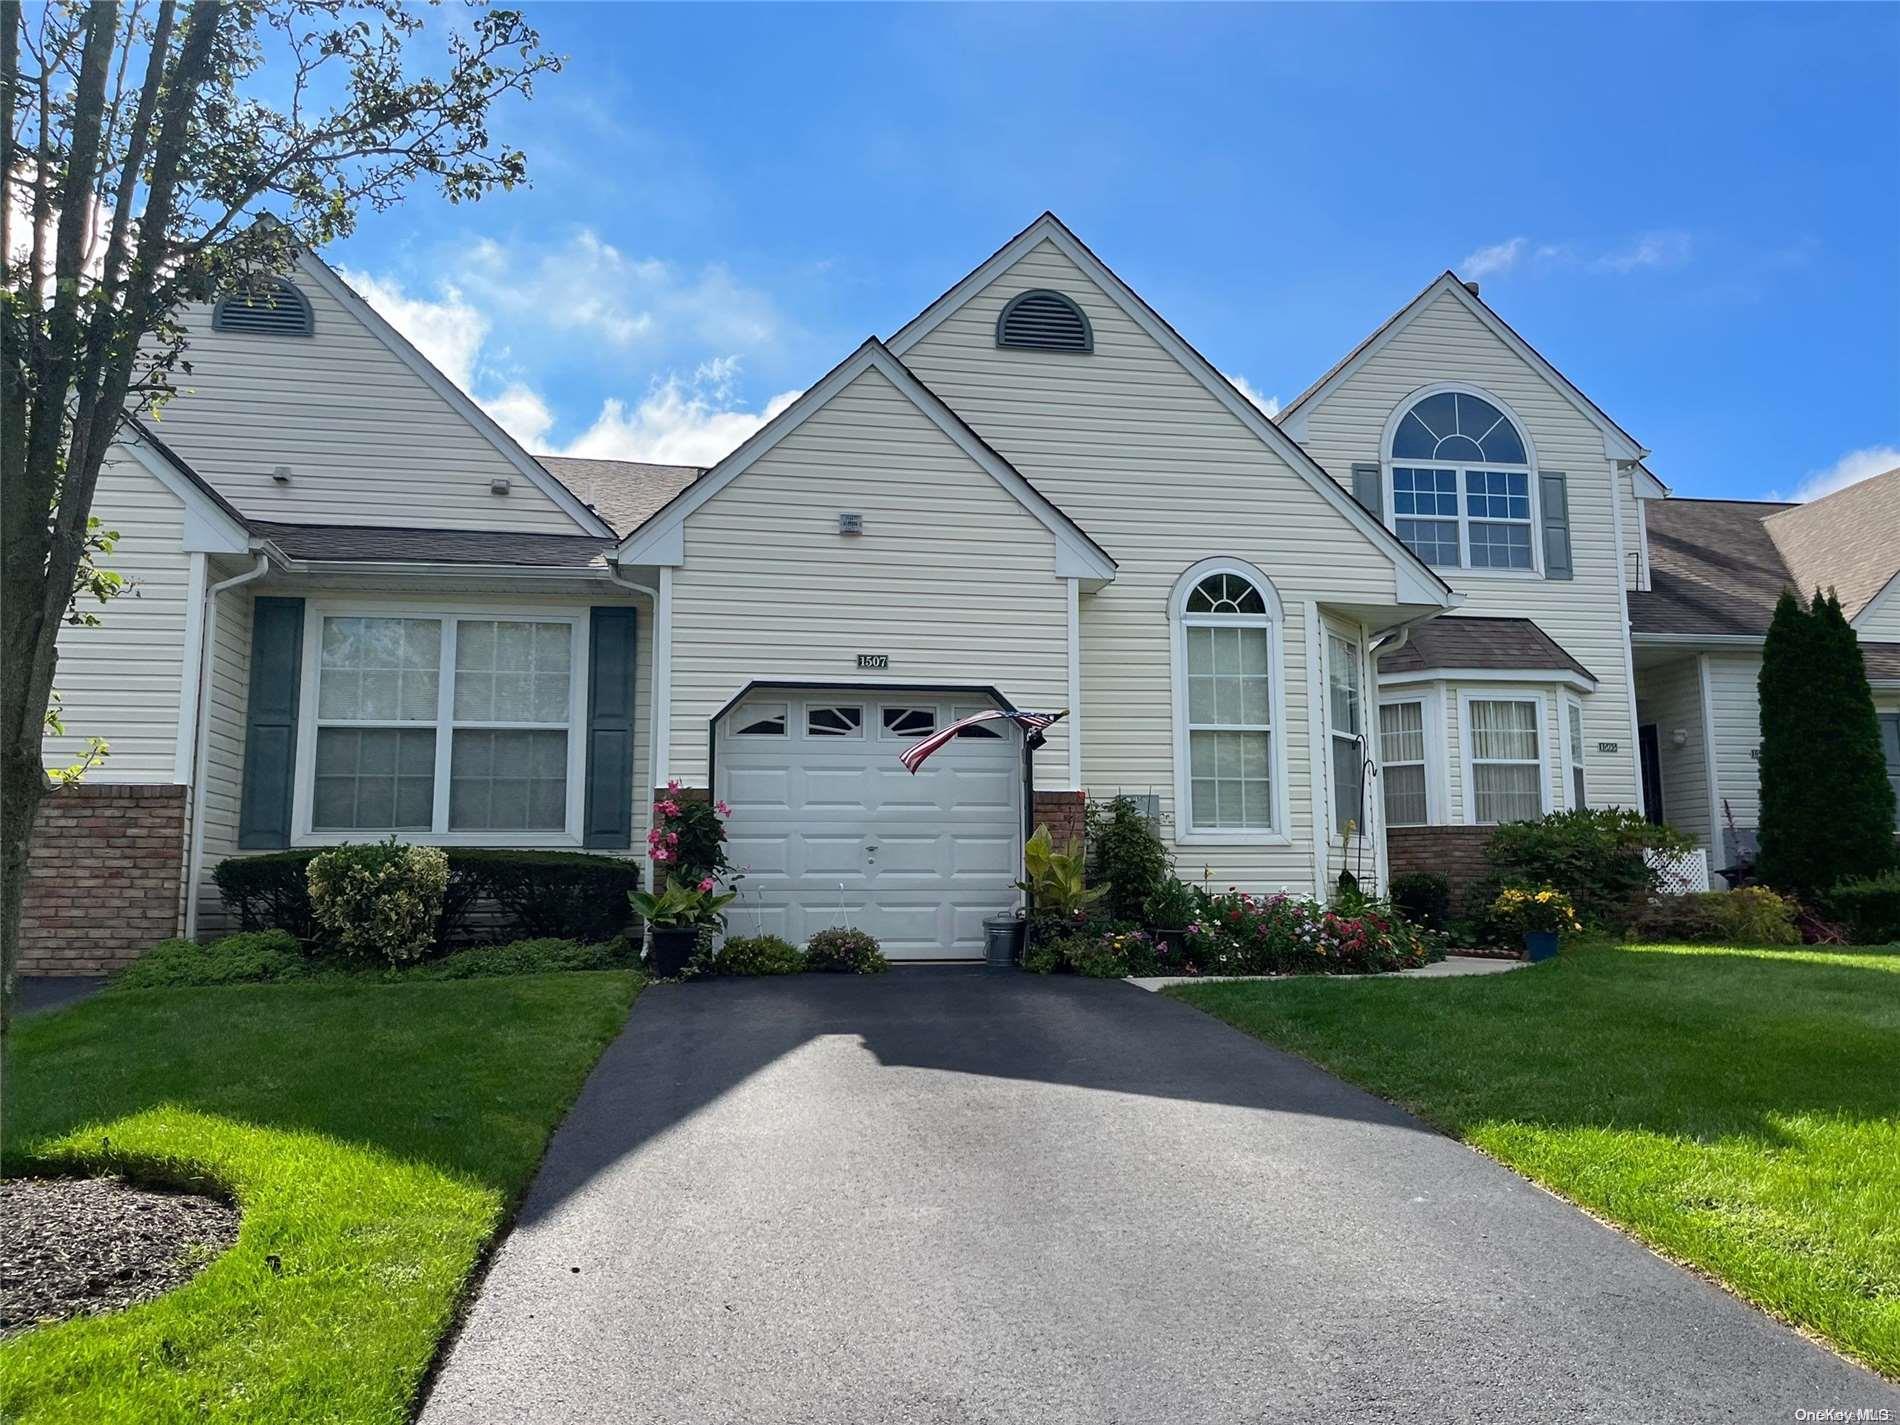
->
xmin=1638 ymin=723 xmax=1664 ymax=825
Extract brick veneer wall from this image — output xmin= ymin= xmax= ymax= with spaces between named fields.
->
xmin=20 ymin=784 xmax=187 ymax=975
xmin=1032 ymin=790 xmax=1087 ymax=851
xmin=1386 ymin=825 xmax=1494 ymax=905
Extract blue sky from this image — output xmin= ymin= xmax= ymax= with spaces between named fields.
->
xmin=330 ymin=2 xmax=1898 ymax=501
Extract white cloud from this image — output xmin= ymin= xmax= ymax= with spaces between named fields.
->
xmin=1594 ymin=230 xmax=1692 ymax=274
xmin=561 ymin=361 xmax=801 ymax=466
xmin=1785 ymin=444 xmax=1900 ymax=503
xmin=1459 ymin=237 xmax=1527 ymax=280
xmin=1223 ymin=372 xmax=1280 ymax=419
xmin=479 ymin=382 xmax=556 ymax=450
xmin=340 ymin=268 xmax=488 ymax=388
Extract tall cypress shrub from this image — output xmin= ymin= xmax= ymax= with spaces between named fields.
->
xmin=1756 ymin=589 xmax=1898 ymax=895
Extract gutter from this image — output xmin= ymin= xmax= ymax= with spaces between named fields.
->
xmin=183 ymin=552 xmax=272 ymax=939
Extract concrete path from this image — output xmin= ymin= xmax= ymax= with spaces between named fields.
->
xmin=423 ymin=967 xmax=1896 ymax=1424
xmin=1127 ymin=953 xmax=1524 ymax=990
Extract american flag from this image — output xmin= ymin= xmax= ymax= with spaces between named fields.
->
xmin=898 ymin=708 xmax=1068 ymax=774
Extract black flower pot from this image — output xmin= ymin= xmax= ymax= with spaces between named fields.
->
xmin=649 ymin=926 xmax=698 ymax=978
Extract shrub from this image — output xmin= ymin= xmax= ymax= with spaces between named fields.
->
xmin=1086 ymin=797 xmax=1170 ymax=923
xmin=307 ymin=840 xmax=449 ymax=963
xmin=1185 ymin=889 xmax=1440 ymax=976
xmin=1826 ymin=872 xmax=1900 ymax=946
xmin=114 ymin=930 xmax=309 ymax=990
xmin=215 ymin=848 xmax=640 ymax=947
xmin=401 ymin=937 xmax=636 ymax=980
xmin=1142 ymin=876 xmax=1200 ymax=931
xmin=1758 ymin=590 xmax=1898 ymax=896
xmin=1489 ymin=886 xmax=1581 ymax=937
xmin=1030 ymin=927 xmax=1163 ymax=978
xmin=1486 ymin=808 xmax=1693 ymax=929
xmin=1017 ymin=824 xmax=1105 ymax=917
xmin=1389 ymin=872 xmax=1452 ymax=932
xmin=211 ymin=850 xmax=319 ymax=939
xmin=443 ymin=850 xmax=642 ymax=941
xmin=713 ymin=934 xmax=807 ymax=976
xmin=805 ymin=927 xmax=887 ymax=974
xmin=1631 ymin=888 xmax=1802 ymax=946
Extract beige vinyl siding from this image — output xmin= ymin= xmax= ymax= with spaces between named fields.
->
xmin=44 ymin=450 xmax=191 ymax=782
xmin=901 ymin=240 xmax=1403 ymax=891
xmin=194 ymin=585 xmax=254 ymax=932
xmin=1854 ymin=585 xmax=1900 ymax=639
xmin=668 ymin=365 xmax=1071 ymax=786
xmin=152 ymin=271 xmax=582 ymax=532
xmin=1297 ymin=288 xmax=1641 ymax=812
xmin=1635 ymin=657 xmax=1712 ymax=849
xmin=1620 ymin=467 xmax=1648 ymax=591
xmin=1704 ymin=652 xmax=1765 ymax=833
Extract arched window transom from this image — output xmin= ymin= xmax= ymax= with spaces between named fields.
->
xmin=1387 ymin=388 xmax=1536 ymax=572
xmin=1172 ymin=562 xmax=1283 ymax=837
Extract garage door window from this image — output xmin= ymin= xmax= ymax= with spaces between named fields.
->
xmin=807 ymin=705 xmax=863 ymax=737
xmin=882 ymin=706 xmax=937 ymax=738
xmin=732 ymin=702 xmax=787 ymax=736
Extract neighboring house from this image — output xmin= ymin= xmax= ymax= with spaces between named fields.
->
xmin=25 ymin=214 xmax=1899 ymax=972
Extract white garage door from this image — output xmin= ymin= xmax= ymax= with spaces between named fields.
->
xmin=716 ymin=691 xmax=1023 ymax=959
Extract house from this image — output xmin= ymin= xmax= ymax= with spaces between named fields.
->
xmin=25 ymin=214 xmax=1900 ymax=973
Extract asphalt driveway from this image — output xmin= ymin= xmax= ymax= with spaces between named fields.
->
xmin=423 ymin=968 xmax=1897 ymax=1424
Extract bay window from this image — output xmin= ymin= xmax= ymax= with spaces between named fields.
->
xmin=303 ymin=608 xmax=584 ymax=842
xmin=1379 ymin=700 xmax=1429 ymax=827
xmin=1464 ymin=695 xmax=1547 ymax=825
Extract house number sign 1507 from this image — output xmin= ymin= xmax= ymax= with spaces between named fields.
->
xmin=1596 ymin=741 xmax=1620 ymax=754
xmin=857 ymin=653 xmax=890 ymax=670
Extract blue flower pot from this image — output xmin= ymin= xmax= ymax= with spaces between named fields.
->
xmin=1523 ymin=930 xmax=1560 ymax=962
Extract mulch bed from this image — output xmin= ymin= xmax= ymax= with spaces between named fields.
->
xmin=0 ymin=1176 xmax=239 ymax=1337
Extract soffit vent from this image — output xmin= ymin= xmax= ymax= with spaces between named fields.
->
xmin=213 ymin=277 xmax=314 ymax=337
xmin=995 ymin=289 xmax=1092 ymax=353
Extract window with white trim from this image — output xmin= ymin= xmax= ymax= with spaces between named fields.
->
xmin=310 ymin=613 xmax=579 ymax=836
xmin=1566 ymin=699 xmax=1587 ymax=809
xmin=1389 ymin=390 xmax=1535 ymax=571
xmin=1467 ymin=697 xmax=1544 ymax=825
xmin=1181 ymin=570 xmax=1275 ymax=832
xmin=807 ymin=704 xmax=863 ymax=737
xmin=1327 ymin=633 xmax=1365 ymax=835
xmin=1379 ymin=700 xmax=1429 ymax=827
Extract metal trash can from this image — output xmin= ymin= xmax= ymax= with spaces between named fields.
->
xmin=983 ymin=914 xmax=1024 ymax=970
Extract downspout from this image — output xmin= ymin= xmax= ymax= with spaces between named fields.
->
xmin=602 ymin=561 xmax=664 ymax=842
xmin=183 ymin=552 xmax=271 ymax=939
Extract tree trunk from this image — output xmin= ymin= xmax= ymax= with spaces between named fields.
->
xmin=1 ymin=747 xmax=47 ymax=1031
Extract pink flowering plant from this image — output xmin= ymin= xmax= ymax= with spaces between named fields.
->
xmin=1182 ymin=887 xmax=1440 ymax=976
xmin=647 ymin=780 xmax=741 ymax=891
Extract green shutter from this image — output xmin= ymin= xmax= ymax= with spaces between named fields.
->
xmin=1351 ymin=462 xmax=1382 ymax=515
xmin=584 ymin=606 xmax=638 ymax=848
xmin=237 ymin=596 xmax=305 ymax=849
xmin=1540 ymin=471 xmax=1573 ymax=580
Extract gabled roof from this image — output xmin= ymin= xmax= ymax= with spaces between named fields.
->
xmin=251 ymin=521 xmax=616 ymax=570
xmin=1378 ymin=615 xmax=1596 ymax=687
xmin=1628 ymin=497 xmax=1799 ymax=637
xmin=884 ymin=211 xmax=1455 ymax=608
xmin=1276 ymin=272 xmax=1648 ymax=464
xmin=1763 ymin=466 xmax=1900 ymax=621
xmin=615 ymin=337 xmax=1117 ymax=582
xmin=289 ymin=244 xmax=616 ymax=538
xmin=539 ymin=456 xmax=703 ymax=537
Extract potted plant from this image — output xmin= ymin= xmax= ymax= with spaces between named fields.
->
xmin=1489 ymin=885 xmax=1581 ymax=962
xmin=1142 ymin=876 xmax=1199 ymax=960
xmin=631 ymin=877 xmax=738 ymax=978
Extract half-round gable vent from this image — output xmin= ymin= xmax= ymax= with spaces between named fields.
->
xmin=995 ymin=289 xmax=1092 ymax=353
xmin=212 ymin=277 xmax=313 ymax=337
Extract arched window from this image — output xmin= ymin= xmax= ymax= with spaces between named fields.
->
xmin=1171 ymin=559 xmax=1284 ymax=837
xmin=995 ymin=289 xmax=1092 ymax=353
xmin=1386 ymin=388 xmax=1534 ymax=571
xmin=213 ymin=276 xmax=314 ymax=337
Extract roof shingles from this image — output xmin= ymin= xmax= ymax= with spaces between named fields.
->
xmin=1379 ymin=616 xmax=1595 ymax=682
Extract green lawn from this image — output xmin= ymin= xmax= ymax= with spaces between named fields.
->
xmin=1 ymin=972 xmax=639 ymax=1424
xmin=1172 ymin=942 xmax=1900 ymax=1378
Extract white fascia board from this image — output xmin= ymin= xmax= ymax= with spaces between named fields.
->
xmin=1630 ymin=631 xmax=1767 ymax=650
xmin=886 ymin=214 xmax=1453 ymax=610
xmin=1282 ymin=272 xmax=1648 ymax=463
xmin=120 ymin=434 xmax=251 ymax=553
xmin=1632 ymin=465 xmax=1670 ymax=499
xmin=615 ymin=339 xmax=1117 ymax=583
xmin=293 ymin=249 xmax=615 ymax=539
xmin=1380 ymin=665 xmax=1598 ymax=694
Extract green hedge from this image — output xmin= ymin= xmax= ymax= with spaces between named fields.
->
xmin=212 ymin=848 xmax=643 ymax=947
xmin=113 ymin=933 xmax=637 ymax=990
xmin=1827 ymin=872 xmax=1900 ymax=945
